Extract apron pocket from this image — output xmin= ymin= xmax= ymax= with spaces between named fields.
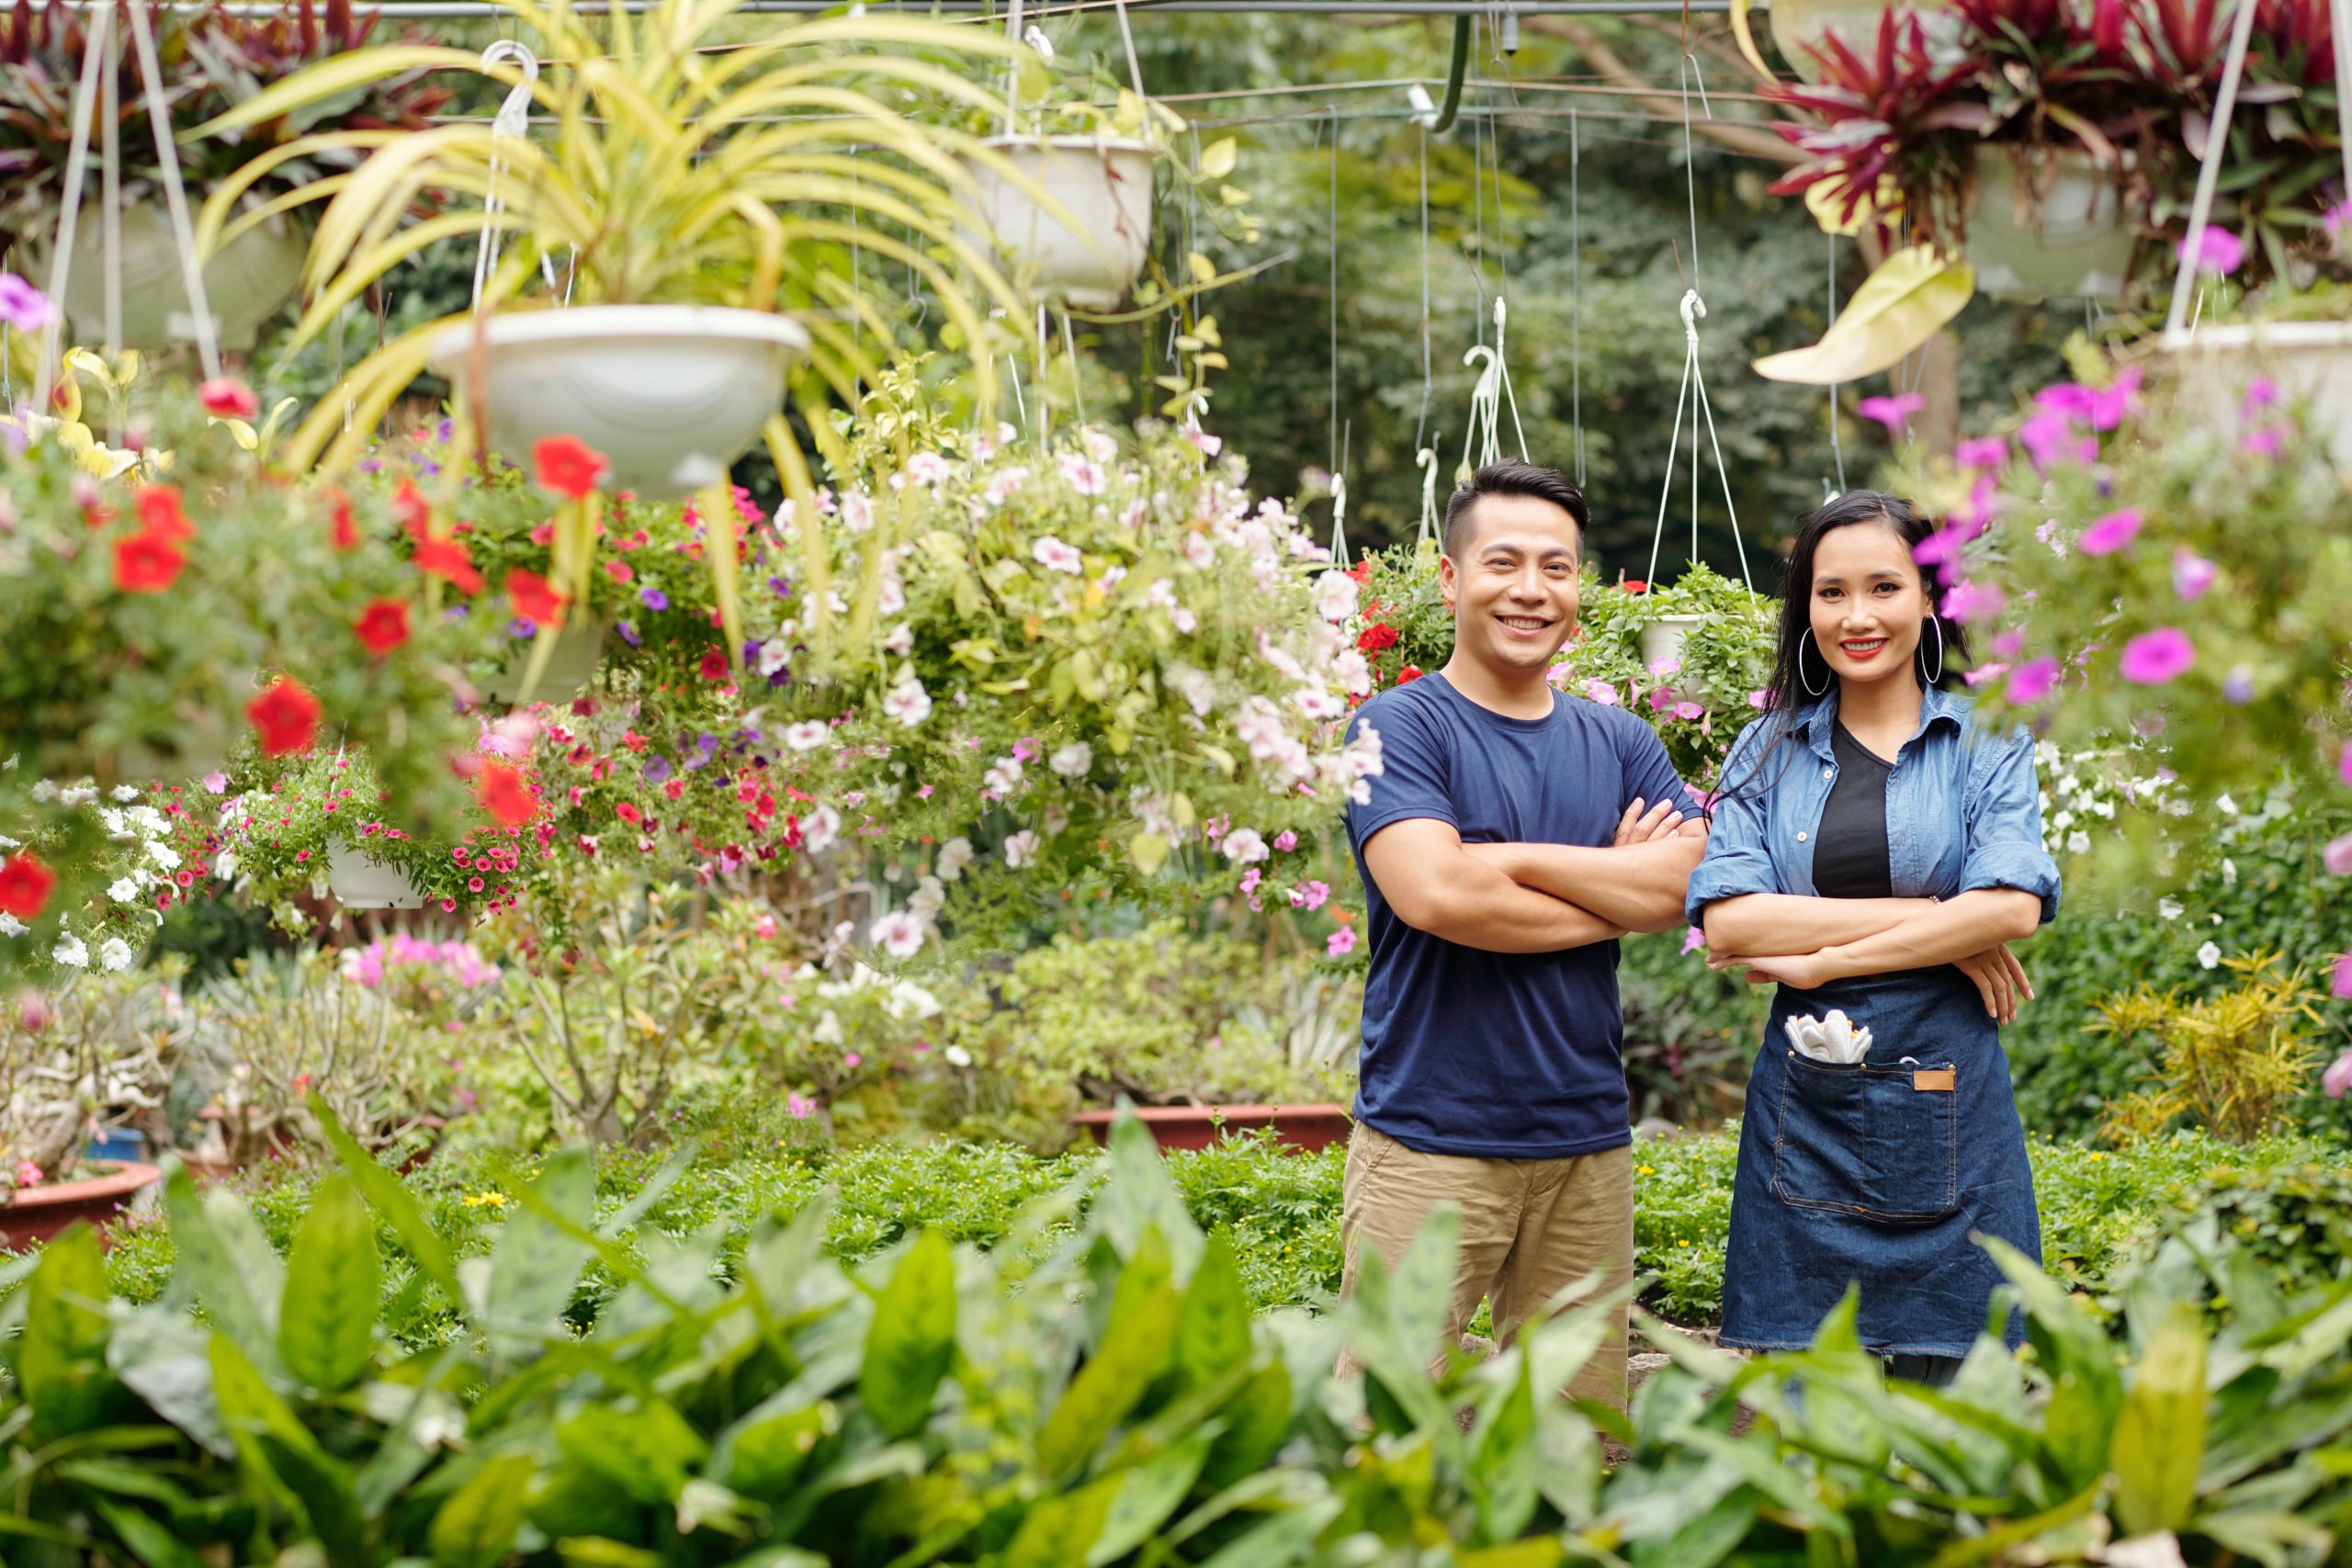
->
xmin=1772 ymin=1053 xmax=1960 ymax=1224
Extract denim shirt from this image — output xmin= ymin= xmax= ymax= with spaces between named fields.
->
xmin=1683 ymin=685 xmax=2063 ymax=929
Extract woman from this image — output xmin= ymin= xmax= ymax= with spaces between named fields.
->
xmin=1684 ymin=491 xmax=2061 ymax=1383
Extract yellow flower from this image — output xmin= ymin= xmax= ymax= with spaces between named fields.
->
xmin=1637 ymin=1165 xmax=1656 ymax=1176
xmin=2088 ymin=1151 xmax=2106 ymax=1162
xmin=462 ymin=1190 xmax=509 ymax=1210
xmin=1677 ymin=1238 xmax=1690 ymax=1248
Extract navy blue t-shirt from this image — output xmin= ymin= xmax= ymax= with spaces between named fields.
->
xmin=1343 ymin=673 xmax=1702 ymax=1158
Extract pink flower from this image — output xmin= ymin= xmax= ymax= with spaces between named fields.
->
xmin=1940 ymin=580 xmax=2007 ymax=622
xmin=13 ymin=1158 xmax=40 ymax=1189
xmin=2172 ymin=548 xmax=2219 ymax=601
xmin=2327 ymin=200 xmax=2352 ymax=252
xmin=1327 ymin=928 xmax=1358 ymax=958
xmin=1991 ymin=630 xmax=2024 ymax=658
xmin=1680 ymin=926 xmax=1706 ymax=956
xmin=202 ymin=772 xmax=228 ymax=795
xmin=2325 ymin=1047 xmax=2352 ymax=1099
xmin=1273 ymin=829 xmax=1298 ymax=852
xmin=2242 ymin=376 xmax=2278 ymax=417
xmin=1672 ymin=701 xmax=1705 ymax=721
xmin=2242 ymin=425 xmax=2287 ymax=458
xmin=2340 ymin=739 xmax=2352 ymax=788
xmin=0 ymin=274 xmax=51 ymax=332
xmin=2078 ymin=508 xmax=2142 ymax=556
xmin=1963 ymin=662 xmax=2009 ymax=687
xmin=2018 ymin=409 xmax=2096 ymax=471
xmin=2120 ymin=627 xmax=2196 ymax=684
xmin=1747 ymin=689 xmax=1771 ymax=708
xmin=2178 ymin=225 xmax=2245 ymax=276
xmin=1584 ymin=679 xmax=1621 ymax=706
xmin=1953 ymin=435 xmax=2007 ymax=470
xmin=1290 ymin=879 xmax=1331 ymax=910
xmin=1856 ymin=392 xmax=1925 ymax=434
xmin=2322 ymin=831 xmax=2352 ymax=876
xmin=843 ymin=1053 xmax=863 ymax=1069
xmin=2335 ymin=953 xmax=2352 ymax=1000
xmin=1032 ymin=535 xmax=1082 ymax=574
xmin=2007 ymin=657 xmax=2062 ymax=704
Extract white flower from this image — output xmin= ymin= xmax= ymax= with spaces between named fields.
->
xmin=1222 ymin=828 xmax=1270 ymax=864
xmin=1032 ymin=535 xmax=1083 ymax=574
xmin=148 ymin=842 xmax=181 ymax=872
xmin=213 ymin=851 xmax=238 ymax=879
xmin=2197 ymin=941 xmax=2222 ymax=970
xmin=111 ymin=784 xmax=139 ymax=802
xmin=812 ymin=1010 xmax=844 ymax=1045
xmin=786 ymin=721 xmax=831 ymax=751
xmin=107 ymin=877 xmax=141 ymax=903
xmin=883 ymin=677 xmax=933 ymax=728
xmin=59 ymin=783 xmax=97 ymax=807
xmin=1170 ymin=666 xmax=1216 ymax=717
xmin=757 ymin=638 xmax=792 ymax=678
xmin=1314 ymin=570 xmax=1358 ymax=623
xmin=908 ymin=874 xmax=946 ymax=919
xmin=2066 ymin=830 xmax=2092 ymax=855
xmin=840 ymin=490 xmax=875 ymax=533
xmin=802 ymin=806 xmax=841 ymax=854
xmin=1081 ymin=427 xmax=1118 ymax=464
xmin=97 ymin=937 xmax=133 ymax=972
xmin=52 ymin=933 xmax=88 ymax=968
xmin=983 ymin=758 xmax=1024 ymax=796
xmin=983 ymin=466 xmax=1031 ymax=508
xmin=1332 ymin=649 xmax=1374 ymax=696
xmin=2222 ymin=857 xmax=2237 ymax=886
xmin=2052 ymin=810 xmax=2075 ymax=830
xmin=869 ymin=909 xmax=928 ymax=959
xmin=1049 ymin=741 xmax=1092 ymax=778
xmin=0 ymin=912 xmax=25 ymax=937
xmin=936 ymin=837 xmax=974 ymax=882
xmin=888 ymin=979 xmax=942 ymax=1022
xmin=903 ymin=451 xmax=951 ymax=487
xmin=1293 ymin=687 xmax=1347 ymax=721
xmin=2091 ymin=799 xmax=2115 ymax=819
xmin=1183 ymin=533 xmax=1216 ymax=570
xmin=883 ymin=623 xmax=913 ymax=656
xmin=1001 ymin=829 xmax=1040 ymax=868
xmin=944 ymin=1044 xmax=974 ymax=1068
xmin=1058 ymin=452 xmax=1108 ymax=496
xmin=2157 ymin=897 xmax=2184 ymax=921
xmin=2215 ymin=793 xmax=2238 ymax=817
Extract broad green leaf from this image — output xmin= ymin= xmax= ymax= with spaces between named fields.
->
xmin=1475 ymin=1357 xmax=1542 ymax=1544
xmin=1458 ymin=1540 xmax=1566 ymax=1568
xmin=313 ymin=1100 xmax=463 ymax=1306
xmin=1198 ymin=137 xmax=1239 ymax=179
xmin=109 ymin=1305 xmax=232 ymax=1459
xmin=89 ymin=1500 xmax=208 ymax=1568
xmin=1193 ymin=1501 xmax=1340 ymax=1568
xmin=1200 ymin=1359 xmax=1294 ymax=1494
xmin=429 ymin=1452 xmax=537 ymax=1568
xmin=1093 ymin=1111 xmax=1204 ymax=1276
xmin=1003 ymin=1475 xmax=1120 ymax=1568
xmin=858 ymin=1230 xmax=956 ymax=1438
xmin=1040 ymin=1269 xmax=1182 ymax=1479
xmin=1987 ymin=1239 xmax=2122 ymax=1491
xmin=20 ymin=1226 xmax=112 ymax=1439
xmin=481 ymin=1146 xmax=598 ymax=1358
xmin=211 ymin=1334 xmax=366 ymax=1560
xmin=1752 ymin=246 xmax=1973 ymax=385
xmin=718 ymin=1394 xmax=840 ymax=1501
xmin=160 ymin=1164 xmax=277 ymax=1373
xmin=1336 ymin=1245 xmax=1457 ymax=1447
xmin=2112 ymin=1304 xmax=2209 ymax=1538
xmin=558 ymin=1402 xmax=709 ymax=1505
xmin=279 ymin=1173 xmax=380 ymax=1393
xmin=1175 ymin=1230 xmax=1251 ymax=1388
xmin=1390 ymin=1204 xmax=1463 ymax=1361
xmin=1087 ymin=1429 xmax=1216 ymax=1566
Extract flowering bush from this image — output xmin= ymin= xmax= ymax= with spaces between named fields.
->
xmin=0 ymin=778 xmax=223 ymax=982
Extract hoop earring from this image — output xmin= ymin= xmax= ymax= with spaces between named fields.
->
xmin=1918 ymin=616 xmax=1945 ymax=686
xmin=1799 ymin=637 xmax=1832 ymax=697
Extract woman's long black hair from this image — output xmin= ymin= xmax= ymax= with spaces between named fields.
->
xmin=1718 ymin=490 xmax=1971 ymax=803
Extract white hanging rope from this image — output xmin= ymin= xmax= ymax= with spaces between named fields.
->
xmin=1327 ymin=471 xmax=1351 ymax=567
xmin=124 ymin=0 xmax=222 ymax=379
xmin=1826 ymin=228 xmax=1846 ymax=494
xmin=32 ymin=6 xmax=109 ymax=415
xmin=1569 ymin=107 xmax=1584 ymax=487
xmin=1645 ymin=288 xmax=1748 ymax=590
xmin=98 ymin=21 xmax=120 ymax=370
xmin=1454 ymin=299 xmax=1524 ymax=478
xmin=1414 ymin=445 xmax=1441 ymax=552
xmin=1110 ymin=0 xmax=1149 ymax=103
xmin=2161 ymin=0 xmax=2260 ymax=344
xmin=470 ymin=40 xmax=543 ymax=314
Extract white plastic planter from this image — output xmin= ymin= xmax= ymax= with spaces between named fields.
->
xmin=483 ymin=617 xmax=606 ymax=705
xmin=1767 ymin=0 xmax=1956 ymax=79
xmin=2163 ymin=320 xmax=2352 ymax=469
xmin=326 ymin=843 xmax=425 ymax=910
xmin=1639 ymin=615 xmax=1707 ymax=672
xmin=962 ymin=136 xmax=1156 ymax=310
xmin=36 ymin=201 xmax=307 ymax=352
xmin=427 ymin=306 xmax=809 ymax=500
xmin=1967 ymin=146 xmax=2134 ymax=302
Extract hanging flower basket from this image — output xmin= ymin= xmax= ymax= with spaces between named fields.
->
xmin=30 ymin=202 xmax=307 ymax=353
xmin=1639 ymin=614 xmax=1710 ymax=671
xmin=1967 ymin=146 xmax=2135 ymax=303
xmin=0 ymin=1160 xmax=160 ymax=1250
xmin=326 ymin=841 xmax=426 ymax=910
xmin=482 ymin=618 xmax=608 ymax=706
xmin=2163 ymin=320 xmax=2352 ymax=469
xmin=962 ymin=135 xmax=1156 ymax=311
xmin=427 ymin=306 xmax=810 ymax=500
xmin=1762 ymin=0 xmax=1957 ymax=80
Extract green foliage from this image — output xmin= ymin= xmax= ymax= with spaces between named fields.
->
xmin=2095 ymin=953 xmax=2335 ymax=1145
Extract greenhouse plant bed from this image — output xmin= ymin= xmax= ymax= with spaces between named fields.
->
xmin=1070 ymin=1102 xmax=1352 ymax=1153
xmin=0 ymin=1161 xmax=161 ymax=1251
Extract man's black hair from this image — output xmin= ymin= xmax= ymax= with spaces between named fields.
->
xmin=1442 ymin=460 xmax=1589 ymax=559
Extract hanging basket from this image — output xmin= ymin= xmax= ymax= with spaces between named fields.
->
xmin=326 ymin=841 xmax=425 ymax=910
xmin=427 ymin=306 xmax=810 ymax=500
xmin=481 ymin=617 xmax=607 ymax=706
xmin=961 ymin=136 xmax=1157 ymax=311
xmin=1766 ymin=0 xmax=1957 ymax=80
xmin=2163 ymin=320 xmax=2352 ymax=469
xmin=1966 ymin=146 xmax=2135 ymax=303
xmin=28 ymin=202 xmax=307 ymax=353
xmin=1639 ymin=614 xmax=1709 ymax=671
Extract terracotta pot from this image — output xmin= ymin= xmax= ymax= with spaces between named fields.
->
xmin=0 ymin=1160 xmax=161 ymax=1250
xmin=1070 ymin=1103 xmax=1352 ymax=1154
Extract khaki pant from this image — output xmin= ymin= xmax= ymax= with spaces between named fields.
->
xmin=1337 ymin=1123 xmax=1633 ymax=1411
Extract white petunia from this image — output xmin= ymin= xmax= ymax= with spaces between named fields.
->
xmin=214 ymin=851 xmax=239 ymax=879
xmin=983 ymin=466 xmax=1031 ymax=508
xmin=107 ymin=877 xmax=141 ymax=903
xmin=1001 ymin=829 xmax=1040 ymax=869
xmin=1049 ymin=741 xmax=1092 ymax=779
xmin=802 ymin=806 xmax=841 ymax=855
xmin=812 ymin=1010 xmax=843 ymax=1044
xmin=1032 ymin=535 xmax=1083 ymax=574
xmin=869 ymin=909 xmax=928 ymax=959
xmin=97 ymin=937 xmax=134 ymax=972
xmin=944 ymin=1044 xmax=974 ymax=1068
xmin=2216 ymin=793 xmax=2238 ymax=817
xmin=1057 ymin=452 xmax=1107 ymax=496
xmin=883 ymin=623 xmax=914 ymax=656
xmin=1293 ymin=687 xmax=1347 ymax=721
xmin=111 ymin=784 xmax=139 ymax=802
xmin=982 ymin=759 xmax=1024 ymax=796
xmin=903 ymin=451 xmax=951 ymax=487
xmin=786 ymin=721 xmax=831 ymax=751
xmin=839 ymin=490 xmax=875 ymax=533
xmin=52 ymin=933 xmax=88 ymax=968
xmin=2157 ymin=897 xmax=2184 ymax=921
xmin=883 ymin=677 xmax=933 ymax=728
xmin=2222 ymin=857 xmax=2237 ymax=886
xmin=2197 ymin=941 xmax=2222 ymax=969
xmin=2067 ymin=830 xmax=2091 ymax=855
xmin=148 ymin=842 xmax=181 ymax=872
xmin=908 ymin=874 xmax=946 ymax=919
xmin=757 ymin=638 xmax=793 ymax=678
xmin=0 ymin=912 xmax=25 ymax=937
xmin=1221 ymin=828 xmax=1270 ymax=864
xmin=935 ymin=837 xmax=974 ymax=882
xmin=1313 ymin=569 xmax=1358 ymax=623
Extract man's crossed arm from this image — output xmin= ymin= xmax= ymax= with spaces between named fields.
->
xmin=1362 ymin=800 xmax=1707 ymax=954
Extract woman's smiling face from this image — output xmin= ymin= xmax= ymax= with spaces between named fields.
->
xmin=1810 ymin=519 xmax=1928 ymax=689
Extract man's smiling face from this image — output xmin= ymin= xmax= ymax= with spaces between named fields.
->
xmin=1440 ymin=491 xmax=1583 ymax=677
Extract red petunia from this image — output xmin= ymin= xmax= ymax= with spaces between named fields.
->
xmin=0 ymin=852 xmax=56 ymax=919
xmin=1344 ymin=558 xmax=1373 ymax=583
xmin=1357 ymin=622 xmax=1399 ymax=654
xmin=414 ymin=535 xmax=484 ymax=594
xmin=114 ymin=530 xmax=187 ymax=593
xmin=353 ymin=598 xmax=411 ymax=655
xmin=392 ymin=479 xmax=433 ymax=541
xmin=1622 ymin=580 xmax=1649 ymax=594
xmin=476 ymin=758 xmax=539 ymax=827
xmin=327 ymin=488 xmax=361 ymax=550
xmin=1396 ymin=664 xmax=1425 ymax=683
xmin=505 ymin=568 xmax=567 ymax=628
xmin=615 ymin=801 xmax=642 ymax=825
xmin=698 ymin=646 xmax=732 ymax=682
xmin=198 ymin=377 xmax=259 ymax=419
xmin=134 ymin=484 xmax=196 ymax=540
xmin=534 ymin=434 xmax=609 ymax=500
xmin=245 ymin=678 xmax=322 ymax=757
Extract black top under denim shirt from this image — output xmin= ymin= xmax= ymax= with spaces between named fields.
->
xmin=1811 ymin=724 xmax=1895 ymax=900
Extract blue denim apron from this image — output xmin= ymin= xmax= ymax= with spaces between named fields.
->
xmin=1719 ymin=964 xmax=2042 ymax=1356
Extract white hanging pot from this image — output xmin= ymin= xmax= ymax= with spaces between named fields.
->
xmin=1966 ymin=146 xmax=2136 ymax=302
xmin=482 ymin=617 xmax=607 ymax=705
xmin=29 ymin=202 xmax=307 ymax=353
xmin=426 ymin=306 xmax=810 ymax=500
xmin=1639 ymin=615 xmax=1708 ymax=672
xmin=326 ymin=842 xmax=425 ymax=910
xmin=961 ymin=136 xmax=1156 ymax=310
xmin=2163 ymin=320 xmax=2352 ymax=470
xmin=1766 ymin=0 xmax=1957 ymax=79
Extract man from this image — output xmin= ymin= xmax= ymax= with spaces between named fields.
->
xmin=1340 ymin=459 xmax=1708 ymax=1411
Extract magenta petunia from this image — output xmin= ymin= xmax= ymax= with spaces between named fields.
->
xmin=1681 ymin=925 xmax=1707 ymax=956
xmin=2340 ymin=738 xmax=2352 ymax=788
xmin=2172 ymin=548 xmax=2219 ymax=601
xmin=2119 ymin=626 xmax=2196 ymax=684
xmin=1857 ymin=392 xmax=1926 ymax=434
xmin=2337 ymin=953 xmax=2352 ymax=1001
xmin=1940 ymin=579 xmax=2007 ymax=622
xmin=2018 ymin=409 xmax=2097 ymax=471
xmin=2078 ymin=508 xmax=2143 ymax=556
xmin=2328 ymin=1047 xmax=2352 ymax=1099
xmin=2242 ymin=376 xmax=2278 ymax=417
xmin=1953 ymin=435 xmax=2008 ymax=470
xmin=2088 ymin=367 xmax=2143 ymax=431
xmin=0 ymin=273 xmax=51 ymax=332
xmin=2007 ymin=657 xmax=2062 ymax=704
xmin=2178 ymin=224 xmax=2245 ymax=276
xmin=2324 ymin=831 xmax=2352 ymax=876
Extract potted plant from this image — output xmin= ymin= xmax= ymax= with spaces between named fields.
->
xmin=0 ymin=0 xmax=447 ymax=353
xmin=1736 ymin=0 xmax=1961 ymax=85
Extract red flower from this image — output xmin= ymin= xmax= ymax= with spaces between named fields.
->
xmin=0 ymin=852 xmax=56 ymax=919
xmin=415 ymin=535 xmax=484 ymax=594
xmin=477 ymin=758 xmax=539 ymax=827
xmin=1397 ymin=664 xmax=1425 ymax=683
xmin=392 ymin=479 xmax=433 ymax=541
xmin=245 ymin=678 xmax=322 ymax=757
xmin=114 ymin=530 xmax=187 ymax=593
xmin=1357 ymin=622 xmax=1399 ymax=654
xmin=698 ymin=646 xmax=732 ymax=682
xmin=534 ymin=434 xmax=609 ymax=500
xmin=353 ymin=599 xmax=412 ymax=656
xmin=1344 ymin=558 xmax=1373 ymax=582
xmin=327 ymin=488 xmax=361 ymax=550
xmin=616 ymin=802 xmax=643 ymax=825
xmin=1622 ymin=580 xmax=1649 ymax=594
xmin=134 ymin=484 xmax=195 ymax=540
xmin=198 ymin=378 xmax=259 ymax=419
xmin=505 ymin=568 xmax=568 ymax=628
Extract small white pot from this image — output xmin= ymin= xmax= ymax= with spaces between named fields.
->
xmin=482 ymin=617 xmax=606 ymax=705
xmin=32 ymin=201 xmax=307 ymax=353
xmin=326 ymin=842 xmax=425 ymax=910
xmin=1639 ymin=615 xmax=1708 ymax=672
xmin=1967 ymin=146 xmax=2135 ymax=302
xmin=1766 ymin=0 xmax=1957 ymax=79
xmin=961 ymin=136 xmax=1156 ymax=310
xmin=2163 ymin=320 xmax=2352 ymax=470
xmin=427 ymin=305 xmax=809 ymax=500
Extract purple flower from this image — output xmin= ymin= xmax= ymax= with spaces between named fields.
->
xmin=2019 ymin=409 xmax=2097 ymax=471
xmin=2224 ymin=664 xmax=2256 ymax=704
xmin=2178 ymin=224 xmax=2245 ymax=276
xmin=2119 ymin=626 xmax=2195 ymax=684
xmin=1991 ymin=630 xmax=2024 ymax=658
xmin=1857 ymin=392 xmax=1926 ymax=434
xmin=2078 ymin=508 xmax=2142 ymax=556
xmin=769 ymin=575 xmax=792 ymax=598
xmin=642 ymin=754 xmax=672 ymax=784
xmin=1954 ymin=435 xmax=2008 ymax=470
xmin=2172 ymin=548 xmax=2219 ymax=601
xmin=2035 ymin=383 xmax=2099 ymax=420
xmin=2242 ymin=376 xmax=2278 ymax=417
xmin=2007 ymin=657 xmax=2062 ymax=704
xmin=1940 ymin=580 xmax=2007 ymax=622
xmin=640 ymin=587 xmax=670 ymax=612
xmin=617 ymin=619 xmax=641 ymax=648
xmin=507 ymin=616 xmax=538 ymax=638
xmin=0 ymin=273 xmax=53 ymax=332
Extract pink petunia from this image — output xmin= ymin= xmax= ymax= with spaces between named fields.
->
xmin=2336 ymin=953 xmax=2352 ymax=1000
xmin=1953 ymin=435 xmax=2008 ymax=470
xmin=1857 ymin=392 xmax=1926 ymax=434
xmin=2078 ymin=508 xmax=2143 ymax=556
xmin=1327 ymin=928 xmax=1358 ymax=958
xmin=2340 ymin=739 xmax=2352 ymax=788
xmin=2322 ymin=831 xmax=2352 ymax=876
xmin=1991 ymin=630 xmax=2024 ymax=658
xmin=1963 ymin=662 xmax=2010 ymax=687
xmin=2018 ymin=409 xmax=2098 ymax=471
xmin=2120 ymin=627 xmax=2196 ymax=684
xmin=2242 ymin=376 xmax=2279 ymax=417
xmin=2173 ymin=548 xmax=2219 ymax=602
xmin=2007 ymin=657 xmax=2062 ymax=704
xmin=2178 ymin=225 xmax=2245 ymax=276
xmin=1940 ymin=580 xmax=2007 ymax=622
xmin=2326 ymin=1047 xmax=2352 ymax=1099
xmin=1681 ymin=926 xmax=1707 ymax=956
xmin=1584 ymin=679 xmax=1620 ymax=706
xmin=2242 ymin=425 xmax=2287 ymax=458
